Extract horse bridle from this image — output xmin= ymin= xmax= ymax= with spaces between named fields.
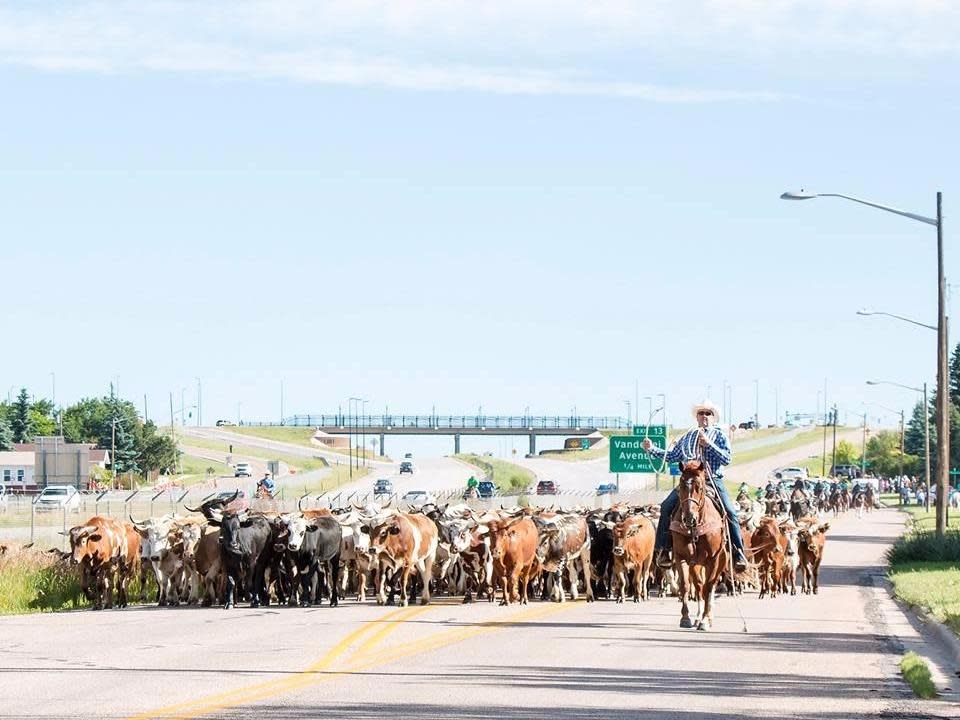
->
xmin=681 ymin=475 xmax=703 ymax=530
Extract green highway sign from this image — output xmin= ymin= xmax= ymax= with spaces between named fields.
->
xmin=633 ymin=425 xmax=667 ymax=441
xmin=610 ymin=435 xmax=659 ymax=473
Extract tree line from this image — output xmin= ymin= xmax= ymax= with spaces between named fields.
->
xmin=0 ymin=389 xmax=178 ymax=476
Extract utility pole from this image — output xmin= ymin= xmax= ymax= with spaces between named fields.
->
xmin=831 ymin=406 xmax=838 ymax=476
xmin=143 ymin=394 xmax=148 ymax=424
xmin=821 ymin=380 xmax=829 ymax=476
xmin=110 ymin=383 xmax=117 ymax=489
xmin=754 ymin=379 xmax=759 ymax=427
xmin=924 ymin=382 xmax=932 ymax=512
xmin=196 ymin=377 xmax=202 ymax=427
xmin=860 ymin=411 xmax=867 ymax=478
xmin=899 ymin=408 xmax=905 ymax=480
xmin=169 ymin=392 xmax=174 ymax=432
xmin=935 ymin=192 xmax=949 ymax=535
xmin=280 ymin=379 xmax=284 ymax=424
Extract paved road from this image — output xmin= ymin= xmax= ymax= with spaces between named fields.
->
xmin=2 ymin=508 xmax=955 ymax=719
xmin=182 ymin=427 xmax=479 ymax=500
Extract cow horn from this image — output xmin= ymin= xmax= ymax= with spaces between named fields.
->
xmin=353 ymin=502 xmax=364 ymax=511
xmin=299 ymin=494 xmax=310 ymax=512
xmin=183 ymin=503 xmax=201 ymax=513
xmin=382 ymin=499 xmax=392 ymax=509
xmin=128 ymin=513 xmax=148 ymax=528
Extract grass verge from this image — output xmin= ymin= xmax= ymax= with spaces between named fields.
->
xmin=900 ymin=652 xmax=937 ymax=699
xmin=0 ymin=546 xmax=87 ymax=614
xmin=221 ymin=426 xmax=381 ymax=460
xmin=455 ymin=454 xmax=535 ymax=493
xmin=889 ymin=561 xmax=960 ymax=636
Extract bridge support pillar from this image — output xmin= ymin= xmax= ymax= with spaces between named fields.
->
xmin=454 ymin=433 xmax=461 ymax=454
xmin=529 ymin=434 xmax=536 ymax=456
xmin=379 ymin=433 xmax=385 ymax=457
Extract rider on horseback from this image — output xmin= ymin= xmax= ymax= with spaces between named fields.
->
xmin=642 ymin=400 xmax=749 ymax=573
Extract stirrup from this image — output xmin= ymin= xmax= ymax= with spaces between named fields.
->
xmin=656 ymin=549 xmax=673 ymax=569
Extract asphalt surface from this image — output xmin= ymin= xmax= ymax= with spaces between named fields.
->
xmin=1 ymin=508 xmax=956 ymax=719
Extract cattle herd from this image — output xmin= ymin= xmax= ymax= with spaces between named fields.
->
xmin=57 ymin=486 xmax=843 ymax=613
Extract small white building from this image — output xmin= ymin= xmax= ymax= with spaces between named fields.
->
xmin=0 ymin=451 xmax=35 ymax=489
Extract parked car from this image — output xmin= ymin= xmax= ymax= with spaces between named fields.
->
xmin=402 ymin=490 xmax=435 ymax=505
xmin=536 ymin=480 xmax=559 ymax=495
xmin=399 ymin=461 xmax=414 ymax=475
xmin=215 ymin=419 xmax=235 ymax=427
xmin=374 ymin=478 xmax=394 ymax=495
xmin=234 ymin=462 xmax=252 ymax=478
xmin=774 ymin=467 xmax=808 ymax=482
xmin=403 ymin=453 xmax=413 ymax=459
xmin=738 ymin=420 xmax=758 ymax=430
xmin=831 ymin=464 xmax=862 ymax=479
xmin=34 ymin=485 xmax=81 ymax=513
xmin=477 ymin=480 xmax=497 ymax=499
xmin=596 ymin=483 xmax=617 ymax=496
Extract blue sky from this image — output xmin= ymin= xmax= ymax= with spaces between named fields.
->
xmin=2 ymin=1 xmax=958 ymax=437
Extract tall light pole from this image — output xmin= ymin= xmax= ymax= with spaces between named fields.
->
xmin=753 ymin=379 xmax=759 ymax=427
xmin=195 ymin=377 xmax=202 ymax=427
xmin=783 ymin=189 xmax=948 ymax=536
xmin=868 ymin=380 xmax=931 ymax=511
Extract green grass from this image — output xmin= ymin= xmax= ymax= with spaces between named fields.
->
xmin=175 ymin=454 xmax=234 ymax=486
xmin=900 ymin=652 xmax=938 ymax=699
xmin=178 ymin=436 xmax=331 ymax=473
xmin=895 ymin=503 xmax=959 ymax=532
xmin=224 ymin=426 xmax=382 ymax=460
xmin=889 ymin=562 xmax=960 ymax=637
xmin=0 ymin=548 xmax=88 ymax=614
xmin=455 ymin=454 xmax=535 ymax=493
xmin=732 ymin=427 xmax=839 ymax=465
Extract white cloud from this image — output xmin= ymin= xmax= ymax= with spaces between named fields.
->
xmin=0 ymin=1 xmax=954 ymax=99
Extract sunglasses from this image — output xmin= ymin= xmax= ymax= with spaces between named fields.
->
xmin=697 ymin=410 xmax=713 ymax=416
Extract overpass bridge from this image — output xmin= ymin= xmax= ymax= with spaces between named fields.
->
xmin=244 ymin=414 xmax=629 ymax=455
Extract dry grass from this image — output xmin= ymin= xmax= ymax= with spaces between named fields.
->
xmin=0 ymin=543 xmax=87 ymax=614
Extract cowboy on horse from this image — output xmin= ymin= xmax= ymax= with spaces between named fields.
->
xmin=642 ymin=400 xmax=749 ymax=573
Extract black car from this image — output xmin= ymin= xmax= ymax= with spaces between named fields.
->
xmin=477 ymin=480 xmax=496 ymax=499
xmin=738 ymin=420 xmax=758 ymax=430
xmin=399 ymin=461 xmax=414 ymax=475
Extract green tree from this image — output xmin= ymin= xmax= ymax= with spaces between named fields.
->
xmin=904 ymin=399 xmax=929 ymax=461
xmin=29 ymin=408 xmax=56 ymax=436
xmin=63 ymin=397 xmax=111 ymax=444
xmin=951 ymin=342 xmax=960 ymax=405
xmin=10 ymin=388 xmax=32 ymax=444
xmin=865 ymin=429 xmax=919 ymax=477
xmin=834 ymin=439 xmax=859 ymax=466
xmin=99 ymin=391 xmax=140 ymax=476
xmin=139 ymin=421 xmax=178 ymax=474
xmin=0 ymin=417 xmax=12 ymax=451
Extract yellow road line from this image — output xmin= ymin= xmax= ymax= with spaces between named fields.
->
xmin=125 ymin=605 xmax=418 ymax=720
xmin=128 ymin=600 xmax=579 ymax=720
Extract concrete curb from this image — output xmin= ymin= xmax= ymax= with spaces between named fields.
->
xmin=909 ymin=600 xmax=960 ymax=667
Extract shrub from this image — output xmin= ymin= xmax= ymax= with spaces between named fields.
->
xmin=887 ymin=529 xmax=960 ymax=564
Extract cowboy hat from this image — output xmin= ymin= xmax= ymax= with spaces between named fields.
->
xmin=691 ymin=400 xmax=720 ymax=420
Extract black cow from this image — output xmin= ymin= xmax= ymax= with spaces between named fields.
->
xmin=186 ymin=494 xmax=272 ymax=609
xmin=273 ymin=514 xmax=342 ymax=607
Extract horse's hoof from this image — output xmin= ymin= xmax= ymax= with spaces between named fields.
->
xmin=697 ymin=619 xmax=711 ymax=631
xmin=680 ymin=617 xmax=693 ymax=629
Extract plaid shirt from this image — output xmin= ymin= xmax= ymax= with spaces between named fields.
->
xmin=647 ymin=425 xmax=732 ymax=478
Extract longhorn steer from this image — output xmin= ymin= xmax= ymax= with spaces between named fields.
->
xmin=486 ymin=516 xmax=540 ymax=606
xmin=751 ymin=517 xmax=784 ymax=599
xmin=533 ymin=515 xmax=594 ymax=602
xmin=131 ymin=515 xmax=182 ymax=606
xmin=273 ymin=514 xmax=342 ymax=607
xmin=65 ymin=516 xmax=132 ymax=610
xmin=798 ymin=521 xmax=830 ymax=595
xmin=611 ymin=514 xmax=655 ymax=602
xmin=365 ymin=513 xmax=438 ymax=606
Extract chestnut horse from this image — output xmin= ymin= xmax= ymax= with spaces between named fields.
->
xmin=670 ymin=460 xmax=729 ymax=630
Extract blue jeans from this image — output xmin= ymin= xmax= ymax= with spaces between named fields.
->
xmin=655 ymin=479 xmax=744 ymax=554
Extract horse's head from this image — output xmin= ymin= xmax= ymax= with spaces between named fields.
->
xmin=677 ymin=460 xmax=707 ymax=529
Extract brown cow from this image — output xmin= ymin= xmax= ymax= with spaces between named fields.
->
xmin=118 ymin=522 xmax=141 ymax=608
xmin=797 ymin=520 xmax=830 ymax=595
xmin=611 ymin=514 xmax=655 ymax=602
xmin=750 ymin=517 xmax=783 ymax=599
xmin=366 ymin=513 xmax=438 ymax=606
xmin=193 ymin=526 xmax=224 ymax=606
xmin=65 ymin=516 xmax=129 ymax=610
xmin=486 ymin=516 xmax=540 ymax=606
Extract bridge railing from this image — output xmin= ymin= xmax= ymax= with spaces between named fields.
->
xmin=242 ymin=414 xmax=629 ymax=430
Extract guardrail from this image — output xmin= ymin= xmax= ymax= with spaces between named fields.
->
xmin=241 ymin=414 xmax=629 ymax=430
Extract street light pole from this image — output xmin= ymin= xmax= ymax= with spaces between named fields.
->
xmin=195 ymin=377 xmax=201 ymax=427
xmin=753 ymin=379 xmax=759 ymax=427
xmin=936 ymin=192 xmax=949 ymax=533
xmin=783 ymin=189 xmax=948 ymax=535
